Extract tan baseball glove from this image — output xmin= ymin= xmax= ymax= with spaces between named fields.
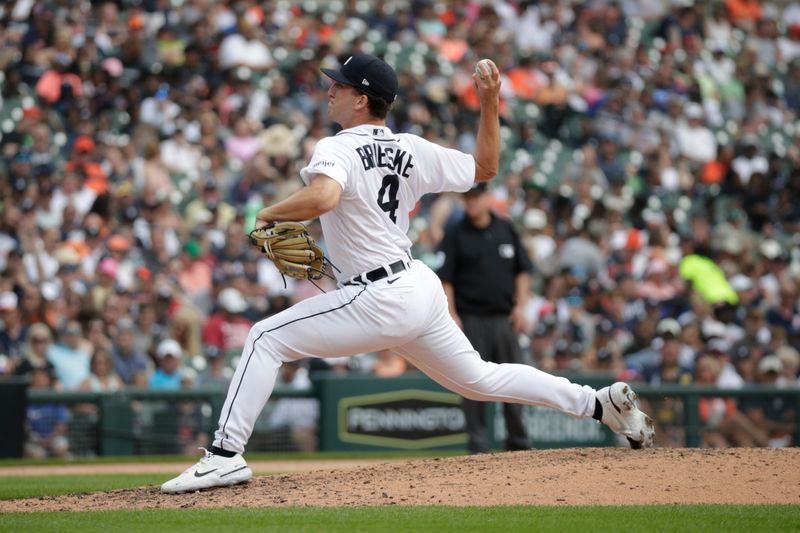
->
xmin=248 ymin=222 xmax=326 ymax=281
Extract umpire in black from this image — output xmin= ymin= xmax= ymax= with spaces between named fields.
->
xmin=437 ymin=182 xmax=532 ymax=453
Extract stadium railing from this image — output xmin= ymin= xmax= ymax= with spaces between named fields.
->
xmin=15 ymin=378 xmax=800 ymax=457
xmin=23 ymin=386 xmax=312 ymax=457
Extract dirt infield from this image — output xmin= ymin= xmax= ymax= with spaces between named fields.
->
xmin=2 ymin=448 xmax=799 ymax=511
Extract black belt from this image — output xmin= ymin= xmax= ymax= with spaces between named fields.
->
xmin=343 ymin=259 xmax=409 ymax=287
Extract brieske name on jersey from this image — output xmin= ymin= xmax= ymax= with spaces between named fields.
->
xmin=356 ymin=143 xmax=415 ymax=178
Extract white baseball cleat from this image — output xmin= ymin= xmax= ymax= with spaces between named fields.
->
xmin=597 ymin=382 xmax=655 ymax=449
xmin=161 ymin=448 xmax=253 ymax=493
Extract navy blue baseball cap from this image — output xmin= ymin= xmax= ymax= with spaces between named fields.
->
xmin=321 ymin=53 xmax=398 ymax=103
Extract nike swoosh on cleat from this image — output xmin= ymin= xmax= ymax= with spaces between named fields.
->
xmin=194 ymin=468 xmax=219 ymax=478
xmin=220 ymin=466 xmax=249 ymax=477
xmin=387 ymin=278 xmax=399 ymax=284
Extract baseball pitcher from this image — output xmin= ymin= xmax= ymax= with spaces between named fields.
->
xmin=162 ymin=54 xmax=654 ymax=493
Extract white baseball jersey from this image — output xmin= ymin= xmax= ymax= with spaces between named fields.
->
xmin=300 ymin=124 xmax=475 ymax=279
xmin=213 ymin=124 xmax=598 ymax=455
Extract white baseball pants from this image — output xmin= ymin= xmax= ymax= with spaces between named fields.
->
xmin=213 ymin=260 xmax=597 ymax=454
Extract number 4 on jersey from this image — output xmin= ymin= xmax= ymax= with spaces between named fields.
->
xmin=377 ymin=173 xmax=400 ymax=223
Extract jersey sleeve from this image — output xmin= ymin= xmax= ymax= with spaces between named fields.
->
xmin=404 ymin=135 xmax=475 ymax=196
xmin=299 ymin=137 xmax=351 ymax=190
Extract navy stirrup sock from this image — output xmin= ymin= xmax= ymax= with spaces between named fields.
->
xmin=592 ymin=398 xmax=603 ymax=421
xmin=211 ymin=445 xmax=236 ymax=458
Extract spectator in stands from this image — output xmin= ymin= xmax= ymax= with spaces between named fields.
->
xmin=706 ymin=3 xmax=735 ymax=46
xmin=528 ymin=317 xmax=557 ymax=371
xmin=707 ymin=338 xmax=746 ymax=389
xmin=47 ymin=320 xmax=91 ymax=391
xmin=766 ymin=282 xmax=799 ymax=339
xmin=266 ymin=360 xmax=319 ymax=452
xmin=133 ymin=303 xmax=159 ymax=357
xmin=50 ymin=168 xmax=97 ymax=219
xmin=139 ymin=85 xmax=181 ymax=139
xmin=731 ymin=136 xmax=769 ymax=187
xmin=149 ymin=338 xmax=187 ymax=391
xmin=552 ymin=339 xmax=584 ymax=372
xmin=596 ymin=136 xmax=627 ymax=187
xmin=196 ymin=346 xmax=231 ymax=389
xmin=626 ymin=318 xmax=692 ymax=376
xmin=726 ymin=0 xmax=763 ymax=30
xmin=225 ymin=117 xmax=262 ymax=164
xmin=642 ymin=323 xmax=694 ymax=386
xmin=168 ymin=306 xmax=204 ymax=360
xmin=559 ymin=288 xmax=595 ymax=361
xmin=111 ymin=318 xmax=150 ymax=387
xmin=535 ymin=59 xmax=571 ymax=138
xmin=160 ymin=125 xmax=202 ymax=177
xmin=202 ymin=287 xmax=253 ymax=356
xmin=695 ymin=354 xmax=769 ymax=447
xmin=185 ymin=179 xmax=237 ymax=229
xmin=80 ymin=346 xmax=123 ymax=393
xmin=740 ymin=354 xmax=796 ymax=447
xmin=24 ymin=367 xmax=70 ymax=458
xmin=558 ymin=229 xmax=605 ymax=279
xmin=674 ymin=103 xmax=718 ymax=165
xmin=90 ymin=257 xmax=119 ymax=314
xmin=758 ymin=240 xmax=791 ymax=306
xmin=639 ymin=258 xmax=682 ymax=303
xmin=584 ymin=318 xmax=626 ymax=374
xmin=14 ymin=322 xmax=57 ymax=384
xmin=776 ymin=346 xmax=800 ymax=386
xmin=175 ymin=239 xmax=213 ymax=312
xmin=217 ymin=15 xmax=274 ymax=71
xmin=105 ymin=234 xmax=137 ymax=291
xmin=18 ymin=284 xmax=46 ymax=326
xmin=85 ymin=318 xmax=112 ymax=355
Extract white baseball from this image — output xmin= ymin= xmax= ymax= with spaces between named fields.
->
xmin=475 ymin=59 xmax=494 ymax=80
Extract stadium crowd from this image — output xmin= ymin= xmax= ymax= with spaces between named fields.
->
xmin=0 ymin=0 xmax=798 ymax=453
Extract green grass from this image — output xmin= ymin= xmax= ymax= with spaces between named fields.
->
xmin=0 ymin=505 xmax=798 ymax=533
xmin=0 ymin=474 xmax=163 ymax=500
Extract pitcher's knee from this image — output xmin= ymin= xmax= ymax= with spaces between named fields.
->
xmin=454 ymin=360 xmax=505 ymax=400
xmin=245 ymin=328 xmax=295 ymax=365
xmin=458 ymin=377 xmax=496 ymax=401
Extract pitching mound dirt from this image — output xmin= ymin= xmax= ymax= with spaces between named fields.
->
xmin=2 ymin=448 xmax=799 ymax=512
